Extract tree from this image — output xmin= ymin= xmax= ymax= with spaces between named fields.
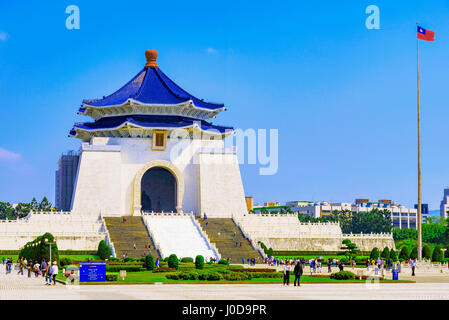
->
xmin=422 ymin=245 xmax=432 ymax=260
xmin=168 ymin=254 xmax=179 ymax=269
xmin=341 ymin=239 xmax=360 ymax=260
xmin=97 ymin=240 xmax=111 ymax=260
xmin=409 ymin=246 xmax=418 ymax=260
xmin=399 ymin=246 xmax=409 ymax=261
xmin=432 ymin=245 xmax=443 ymax=262
xmin=195 ymin=255 xmax=204 ymax=270
xmin=145 ymin=254 xmax=155 ymax=270
xmin=370 ymin=247 xmax=380 ymax=260
xmin=30 ymin=198 xmax=39 ymax=210
xmin=19 ymin=232 xmax=59 ymax=265
xmin=390 ymin=249 xmax=398 ymax=261
xmin=39 ymin=197 xmax=52 ymax=211
xmin=380 ymin=247 xmax=390 ymax=260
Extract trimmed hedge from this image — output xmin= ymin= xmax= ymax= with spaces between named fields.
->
xmin=330 ymin=271 xmax=356 ymax=280
xmin=60 ymin=257 xmax=73 ymax=267
xmin=97 ymin=240 xmax=111 ymax=260
xmin=153 ymin=267 xmax=177 ymax=273
xmin=218 ymin=259 xmax=229 ymax=265
xmin=106 ymin=265 xmax=144 ymax=272
xmin=273 ymin=250 xmax=371 ymax=256
xmin=180 ymin=257 xmax=194 ymax=263
xmin=195 ymin=255 xmax=204 ymax=270
xmin=168 ymin=254 xmax=179 ymax=269
xmin=106 ymin=273 xmax=118 ymax=281
xmin=59 ymin=250 xmax=97 ymax=255
xmin=145 ymin=255 xmax=155 ymax=270
xmin=229 ymin=268 xmax=275 ymax=273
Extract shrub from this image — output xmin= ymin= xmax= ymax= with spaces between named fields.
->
xmin=399 ymin=246 xmax=409 ymax=261
xmin=222 ymin=272 xmax=251 ymax=281
xmin=228 ymin=268 xmax=275 ymax=273
xmin=409 ymin=246 xmax=418 ymax=260
xmin=198 ymin=271 xmax=223 ymax=281
xmin=249 ymin=272 xmax=283 ymax=279
xmin=330 ymin=271 xmax=356 ymax=280
xmin=168 ymin=254 xmax=179 ymax=269
xmin=97 ymin=240 xmax=112 ymax=260
xmin=422 ymin=245 xmax=432 ymax=260
xmin=106 ymin=265 xmax=143 ymax=272
xmin=106 ymin=273 xmax=118 ymax=281
xmin=181 ymin=257 xmax=193 ymax=263
xmin=218 ymin=259 xmax=229 ymax=265
xmin=380 ymin=247 xmax=390 ymax=260
xmin=369 ymin=248 xmax=379 ymax=260
xmin=60 ymin=257 xmax=73 ymax=267
xmin=390 ymin=249 xmax=398 ymax=261
xmin=432 ymin=245 xmax=443 ymax=262
xmin=19 ymin=232 xmax=59 ymax=265
xmin=124 ymin=257 xmax=136 ymax=262
xmin=195 ymin=255 xmax=205 ymax=270
xmin=145 ymin=255 xmax=155 ymax=271
xmin=446 ymin=246 xmax=449 ymax=259
xmin=153 ymin=267 xmax=176 ymax=273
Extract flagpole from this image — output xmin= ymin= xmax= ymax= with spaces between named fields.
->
xmin=416 ymin=22 xmax=422 ymax=261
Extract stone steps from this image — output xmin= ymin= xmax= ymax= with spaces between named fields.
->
xmin=196 ymin=217 xmax=263 ymax=264
xmin=104 ymin=217 xmax=160 ymax=259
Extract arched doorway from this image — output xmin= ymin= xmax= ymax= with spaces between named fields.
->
xmin=133 ymin=160 xmax=184 ymax=215
xmin=141 ymin=167 xmax=176 ymax=213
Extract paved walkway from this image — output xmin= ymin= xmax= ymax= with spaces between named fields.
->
xmin=0 ymin=263 xmax=449 ymax=300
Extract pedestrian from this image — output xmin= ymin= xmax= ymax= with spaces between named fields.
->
xmin=45 ymin=263 xmax=52 ymax=285
xmin=283 ymin=261 xmax=291 ymax=286
xmin=33 ymin=262 xmax=40 ymax=277
xmin=235 ymin=241 xmax=238 ymax=247
xmin=338 ymin=261 xmax=344 ymax=272
xmin=327 ymin=258 xmax=332 ymax=273
xmin=133 ymin=243 xmax=137 ymax=250
xmin=52 ymin=261 xmax=58 ymax=285
xmin=293 ymin=261 xmax=303 ymax=287
xmin=233 ymin=231 xmax=236 ymax=237
xmin=410 ymin=259 xmax=416 ymax=276
xmin=27 ymin=260 xmax=32 ymax=278
xmin=239 ymin=242 xmax=242 ymax=247
xmin=41 ymin=259 xmax=47 ymax=277
xmin=242 ymin=257 xmax=245 ymax=265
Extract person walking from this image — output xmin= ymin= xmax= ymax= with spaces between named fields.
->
xmin=45 ymin=263 xmax=52 ymax=285
xmin=52 ymin=261 xmax=58 ymax=285
xmin=293 ymin=261 xmax=303 ymax=287
xmin=27 ymin=260 xmax=32 ymax=278
xmin=41 ymin=259 xmax=47 ymax=277
xmin=327 ymin=258 xmax=332 ymax=273
xmin=410 ymin=259 xmax=416 ymax=276
xmin=283 ymin=262 xmax=291 ymax=286
xmin=338 ymin=260 xmax=344 ymax=272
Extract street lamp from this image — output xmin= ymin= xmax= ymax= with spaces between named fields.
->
xmin=44 ymin=238 xmax=56 ymax=266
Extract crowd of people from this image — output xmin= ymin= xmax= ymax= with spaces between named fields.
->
xmin=2 ymin=257 xmax=58 ymax=285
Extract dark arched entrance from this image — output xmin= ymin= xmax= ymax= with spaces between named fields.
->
xmin=141 ymin=167 xmax=176 ymax=212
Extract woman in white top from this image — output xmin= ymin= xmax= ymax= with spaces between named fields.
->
xmin=283 ymin=262 xmax=291 ymax=286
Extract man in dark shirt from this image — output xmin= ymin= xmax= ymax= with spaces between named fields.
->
xmin=293 ymin=261 xmax=303 ymax=287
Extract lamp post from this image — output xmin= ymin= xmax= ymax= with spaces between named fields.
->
xmin=44 ymin=238 xmax=56 ymax=266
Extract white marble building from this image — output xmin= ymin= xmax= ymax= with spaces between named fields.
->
xmin=69 ymin=49 xmax=248 ymax=218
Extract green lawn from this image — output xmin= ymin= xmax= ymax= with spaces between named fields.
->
xmin=57 ymin=270 xmax=412 ymax=284
xmin=60 ymin=254 xmax=101 ymax=261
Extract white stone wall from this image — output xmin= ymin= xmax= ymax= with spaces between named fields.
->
xmin=71 ymin=135 xmax=247 ymax=218
xmin=0 ymin=212 xmax=106 ymax=250
xmin=234 ymin=214 xmax=395 ymax=252
xmin=198 ymin=152 xmax=248 ymax=217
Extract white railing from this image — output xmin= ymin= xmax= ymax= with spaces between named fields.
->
xmin=141 ymin=216 xmax=163 ymax=259
xmin=232 ymin=215 xmax=266 ymax=260
xmin=190 ymin=216 xmax=221 ymax=261
xmin=99 ymin=216 xmax=116 ymax=258
xmin=343 ymin=232 xmax=393 ymax=239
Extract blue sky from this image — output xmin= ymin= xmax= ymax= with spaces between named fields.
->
xmin=1 ymin=1 xmax=449 ymax=210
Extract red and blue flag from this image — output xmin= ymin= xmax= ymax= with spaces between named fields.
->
xmin=417 ymin=26 xmax=435 ymax=41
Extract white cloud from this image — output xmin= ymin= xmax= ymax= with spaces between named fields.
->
xmin=0 ymin=147 xmax=22 ymax=161
xmin=206 ymin=47 xmax=218 ymax=54
xmin=0 ymin=31 xmax=9 ymax=42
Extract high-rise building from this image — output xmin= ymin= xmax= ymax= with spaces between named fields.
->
xmin=414 ymin=203 xmax=430 ymax=222
xmin=55 ymin=151 xmax=80 ymax=211
xmin=440 ymin=187 xmax=449 ymax=218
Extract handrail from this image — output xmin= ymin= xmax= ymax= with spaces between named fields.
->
xmin=190 ymin=216 xmax=221 ymax=261
xmin=141 ymin=216 xmax=163 ymax=259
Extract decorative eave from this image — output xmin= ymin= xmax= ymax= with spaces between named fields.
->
xmin=69 ymin=123 xmax=234 ymax=142
xmin=78 ymin=99 xmax=226 ymax=120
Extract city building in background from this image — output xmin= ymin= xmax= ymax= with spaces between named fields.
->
xmin=55 ymin=151 xmax=80 ymax=211
xmin=414 ymin=203 xmax=430 ymax=223
xmin=245 ymin=196 xmax=254 ymax=212
xmin=285 ymin=198 xmax=417 ymax=229
xmin=440 ymin=187 xmax=449 ymax=218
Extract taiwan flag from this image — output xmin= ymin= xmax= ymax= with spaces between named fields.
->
xmin=417 ymin=26 xmax=435 ymax=41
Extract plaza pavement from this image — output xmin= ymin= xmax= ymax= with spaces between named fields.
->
xmin=1 ymin=263 xmax=449 ymax=300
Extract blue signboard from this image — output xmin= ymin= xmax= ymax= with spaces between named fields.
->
xmin=79 ymin=262 xmax=106 ymax=282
